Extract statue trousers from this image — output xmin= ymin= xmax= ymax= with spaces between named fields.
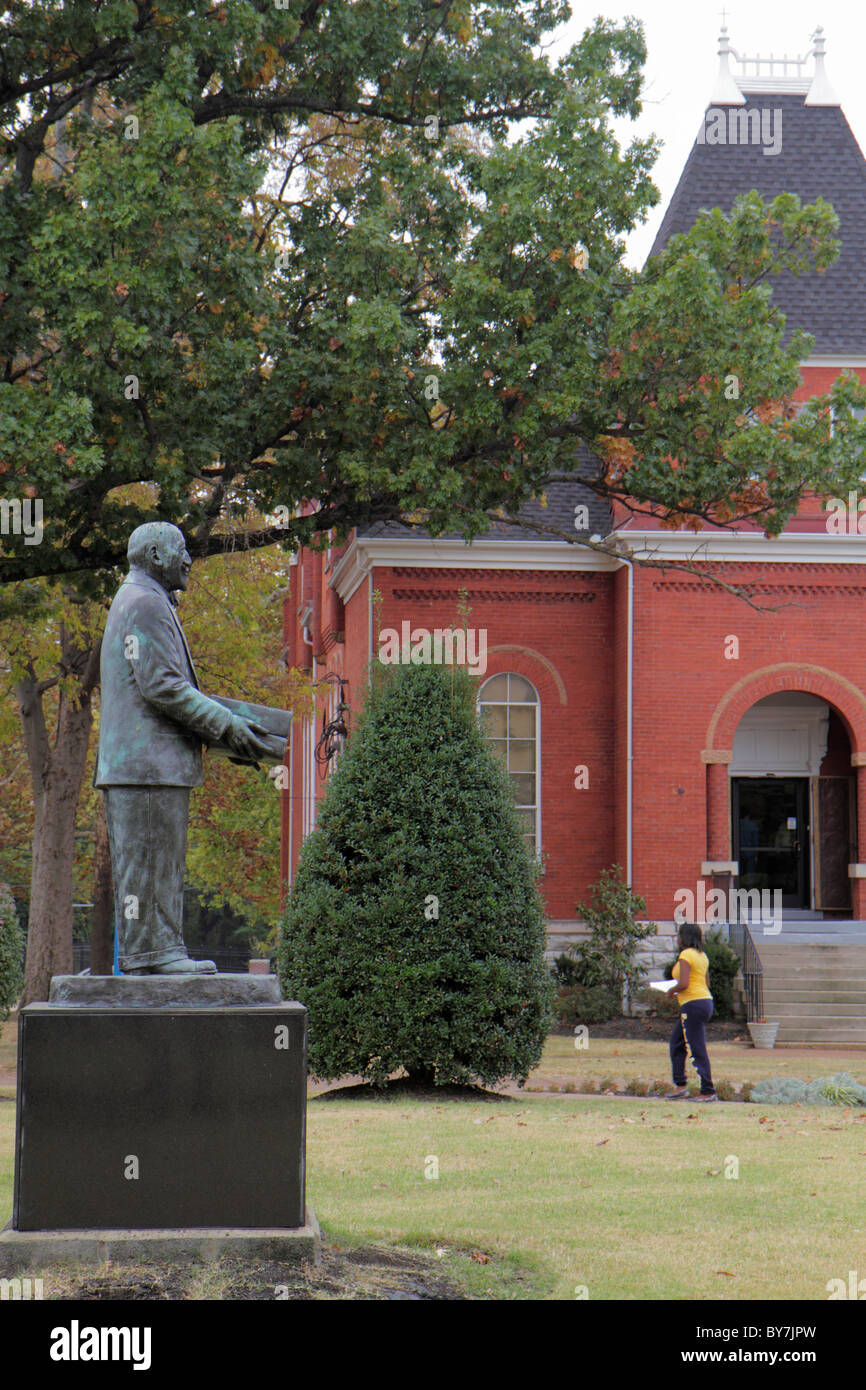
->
xmin=102 ymin=785 xmax=191 ymax=971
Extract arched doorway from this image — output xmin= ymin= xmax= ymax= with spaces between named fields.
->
xmin=730 ymin=693 xmax=855 ymax=914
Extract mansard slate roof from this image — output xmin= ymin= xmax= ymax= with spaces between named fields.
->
xmin=358 ymin=443 xmax=612 ymax=543
xmin=649 ymin=92 xmax=866 ymax=354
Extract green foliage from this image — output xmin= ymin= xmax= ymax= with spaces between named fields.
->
xmin=565 ymin=866 xmax=656 ymax=1002
xmin=701 ymin=930 xmax=740 ymax=1021
xmin=0 ymin=881 xmax=24 ymax=1019
xmin=277 ymin=661 xmax=555 ymax=1087
xmin=3 ymin=5 xmax=865 ymax=595
xmin=750 ymin=1072 xmax=866 ymax=1107
xmin=553 ymin=984 xmax=620 ymax=1025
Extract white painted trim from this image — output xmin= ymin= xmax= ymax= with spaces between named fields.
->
xmin=617 ymin=530 xmax=866 ymax=564
xmin=328 ymin=518 xmax=866 ymax=601
xmin=330 ymin=535 xmax=615 ymax=601
xmin=803 ymin=356 xmax=866 ymax=369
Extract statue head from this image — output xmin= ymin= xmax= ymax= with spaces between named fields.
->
xmin=127 ymin=522 xmax=192 ymax=595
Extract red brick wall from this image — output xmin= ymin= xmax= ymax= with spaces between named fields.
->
xmin=365 ymin=566 xmax=616 ymax=918
xmin=631 ymin=561 xmax=866 ymax=920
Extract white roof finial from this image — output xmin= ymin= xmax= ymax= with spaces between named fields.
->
xmin=710 ymin=23 xmax=746 ymax=104
xmin=805 ymin=26 xmax=840 ymax=106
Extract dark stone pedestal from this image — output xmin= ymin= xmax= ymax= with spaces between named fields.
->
xmin=0 ymin=976 xmax=316 ymax=1271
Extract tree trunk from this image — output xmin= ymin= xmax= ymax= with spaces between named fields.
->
xmin=16 ymin=624 xmax=102 ymax=1003
xmin=90 ymin=792 xmax=114 ymax=975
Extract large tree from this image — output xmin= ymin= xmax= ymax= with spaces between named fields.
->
xmin=4 ymin=1 xmax=864 ymax=591
xmin=3 ymin=1 xmax=866 ymax=998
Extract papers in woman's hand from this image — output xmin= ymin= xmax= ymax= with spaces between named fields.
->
xmin=650 ymin=979 xmax=679 ymax=993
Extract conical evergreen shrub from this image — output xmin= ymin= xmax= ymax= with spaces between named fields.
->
xmin=277 ymin=660 xmax=555 ymax=1086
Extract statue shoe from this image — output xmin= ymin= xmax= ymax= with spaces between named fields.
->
xmin=152 ymin=957 xmax=217 ymax=974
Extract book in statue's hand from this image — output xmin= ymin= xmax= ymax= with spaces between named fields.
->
xmin=206 ymin=696 xmax=292 ymax=763
xmin=650 ymin=979 xmax=679 ymax=993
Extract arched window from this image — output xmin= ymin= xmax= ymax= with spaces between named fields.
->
xmin=478 ymin=673 xmax=540 ymax=854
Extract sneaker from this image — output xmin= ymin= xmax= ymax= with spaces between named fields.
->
xmin=696 ymin=1092 xmax=719 ymax=1102
xmin=664 ymin=1087 xmax=688 ymax=1099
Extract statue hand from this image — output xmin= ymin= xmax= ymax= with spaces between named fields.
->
xmin=225 ymin=717 xmax=274 ymax=761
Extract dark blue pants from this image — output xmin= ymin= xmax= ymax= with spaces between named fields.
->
xmin=670 ymin=998 xmax=715 ymax=1095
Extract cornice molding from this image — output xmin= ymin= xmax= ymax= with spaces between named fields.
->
xmin=329 ymin=536 xmax=616 ymax=602
xmin=620 ymin=531 xmax=866 ymax=564
xmin=327 ymin=527 xmax=866 ymax=604
xmin=803 ymin=356 xmax=866 ymax=369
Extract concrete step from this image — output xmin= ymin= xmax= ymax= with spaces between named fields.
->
xmin=776 ymin=1030 xmax=866 ymax=1044
xmin=763 ymin=979 xmax=866 ymax=991
xmin=744 ymin=941 xmax=866 ymax=1043
xmin=759 ymin=945 xmax=866 ymax=956
xmin=763 ymin=1001 xmax=866 ymax=1016
xmin=767 ymin=989 xmax=866 ymax=1000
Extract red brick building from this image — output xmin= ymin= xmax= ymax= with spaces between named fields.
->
xmin=280 ymin=28 xmax=866 ymax=959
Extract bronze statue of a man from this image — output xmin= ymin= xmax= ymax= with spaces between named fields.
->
xmin=94 ymin=522 xmax=274 ymax=974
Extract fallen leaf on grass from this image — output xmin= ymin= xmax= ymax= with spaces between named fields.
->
xmin=595 ymin=1138 xmax=610 ymax=1146
xmin=470 ymin=1251 xmax=490 ymax=1265
xmin=707 ymin=1169 xmax=721 ymax=1176
xmin=715 ymin=1271 xmax=735 ymax=1278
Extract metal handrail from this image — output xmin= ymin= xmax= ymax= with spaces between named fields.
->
xmin=727 ymin=913 xmax=764 ymax=1021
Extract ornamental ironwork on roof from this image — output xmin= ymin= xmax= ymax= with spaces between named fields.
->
xmin=650 ymin=27 xmax=866 ymax=356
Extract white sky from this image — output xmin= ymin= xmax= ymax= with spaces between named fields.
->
xmin=547 ymin=1 xmax=866 ymax=267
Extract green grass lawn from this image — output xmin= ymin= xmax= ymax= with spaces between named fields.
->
xmin=3 ymin=1028 xmax=865 ymax=1299
xmin=303 ymin=1089 xmax=866 ymax=1299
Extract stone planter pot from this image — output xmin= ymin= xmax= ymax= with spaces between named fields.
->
xmin=747 ymin=1021 xmax=779 ymax=1049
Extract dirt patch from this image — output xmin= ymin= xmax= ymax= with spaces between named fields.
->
xmin=552 ymin=1018 xmax=748 ymax=1043
xmin=312 ymin=1077 xmax=518 ymax=1103
xmin=43 ymin=1242 xmax=472 ymax=1301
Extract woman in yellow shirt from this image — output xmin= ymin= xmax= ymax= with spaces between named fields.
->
xmin=667 ymin=923 xmax=718 ymax=1102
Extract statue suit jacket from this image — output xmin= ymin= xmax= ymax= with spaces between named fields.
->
xmin=94 ymin=567 xmax=234 ymax=787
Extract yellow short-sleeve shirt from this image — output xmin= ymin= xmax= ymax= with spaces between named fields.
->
xmin=673 ymin=948 xmax=712 ymax=1003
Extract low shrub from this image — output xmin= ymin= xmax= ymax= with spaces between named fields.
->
xmin=749 ymin=1072 xmax=866 ymax=1107
xmin=553 ymin=984 xmax=620 ymax=1025
xmin=625 ymin=1077 xmax=649 ymax=1096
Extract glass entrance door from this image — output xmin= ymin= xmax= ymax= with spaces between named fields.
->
xmin=732 ymin=778 xmax=810 ymax=909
